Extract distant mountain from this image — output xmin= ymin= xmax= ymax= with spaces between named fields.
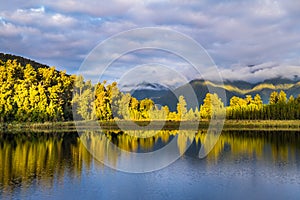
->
xmin=138 ymin=78 xmax=300 ymax=111
xmin=223 ymin=80 xmax=254 ymax=90
xmin=125 ymin=82 xmax=171 ymax=101
xmin=135 ymin=82 xmax=170 ymax=91
xmin=0 ymin=53 xmax=50 ymax=69
xmin=255 ymin=77 xmax=296 ymax=85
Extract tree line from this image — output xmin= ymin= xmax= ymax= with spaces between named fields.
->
xmin=0 ymin=59 xmax=73 ymax=122
xmin=0 ymin=59 xmax=299 ymax=122
xmin=226 ymin=91 xmax=300 ymax=120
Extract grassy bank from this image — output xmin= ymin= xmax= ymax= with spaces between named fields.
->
xmin=223 ymin=120 xmax=300 ymax=129
xmin=0 ymin=120 xmax=299 ymax=133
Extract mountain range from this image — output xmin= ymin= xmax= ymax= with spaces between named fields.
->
xmin=130 ymin=78 xmax=300 ymax=111
xmin=1 ymin=52 xmax=299 ymax=111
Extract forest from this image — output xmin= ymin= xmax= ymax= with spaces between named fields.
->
xmin=0 ymin=59 xmax=300 ymax=123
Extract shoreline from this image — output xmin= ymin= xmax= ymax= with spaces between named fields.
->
xmin=0 ymin=120 xmax=299 ymax=132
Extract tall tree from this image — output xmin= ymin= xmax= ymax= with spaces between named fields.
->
xmin=177 ymin=96 xmax=187 ymax=120
xmin=269 ymin=91 xmax=279 ymax=104
xmin=200 ymin=93 xmax=225 ymax=120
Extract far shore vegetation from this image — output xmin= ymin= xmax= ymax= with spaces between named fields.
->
xmin=1 ymin=120 xmax=300 ymax=133
xmin=0 ymin=59 xmax=300 ymax=132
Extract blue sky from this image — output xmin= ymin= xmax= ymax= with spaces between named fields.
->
xmin=1 ymin=0 xmax=300 ymax=85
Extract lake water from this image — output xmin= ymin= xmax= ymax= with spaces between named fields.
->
xmin=1 ymin=130 xmax=300 ymax=200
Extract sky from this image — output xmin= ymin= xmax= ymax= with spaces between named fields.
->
xmin=1 ymin=0 xmax=300 ymax=86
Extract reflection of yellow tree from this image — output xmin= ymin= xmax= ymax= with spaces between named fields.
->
xmin=70 ymin=137 xmax=95 ymax=174
xmin=84 ymin=129 xmax=297 ymax=167
xmin=200 ymin=130 xmax=222 ymax=163
xmin=177 ymin=130 xmax=195 ymax=156
xmin=0 ymin=134 xmax=95 ymax=196
xmin=195 ymin=131 xmax=297 ymax=165
xmin=160 ymin=131 xmax=171 ymax=143
xmin=1 ymin=129 xmax=298 ymax=197
xmin=271 ymin=143 xmax=289 ymax=162
xmin=80 ymin=132 xmax=119 ymax=168
xmin=103 ymin=130 xmax=177 ymax=152
xmin=177 ymin=134 xmax=188 ymax=156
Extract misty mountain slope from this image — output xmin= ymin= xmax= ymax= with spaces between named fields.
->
xmin=223 ymin=80 xmax=254 ymax=90
xmin=154 ymin=80 xmax=240 ymax=111
xmin=123 ymin=82 xmax=171 ymax=101
xmin=133 ymin=78 xmax=300 ymax=111
xmin=130 ymin=88 xmax=171 ymax=101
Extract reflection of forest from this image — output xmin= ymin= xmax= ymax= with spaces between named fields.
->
xmin=1 ymin=130 xmax=300 ymax=195
xmin=0 ymin=132 xmax=95 ymax=197
xmin=201 ymin=131 xmax=300 ymax=166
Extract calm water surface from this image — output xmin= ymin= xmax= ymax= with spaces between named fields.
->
xmin=1 ymin=130 xmax=300 ymax=200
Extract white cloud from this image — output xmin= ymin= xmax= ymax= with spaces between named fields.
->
xmin=44 ymin=0 xmax=139 ymax=17
xmin=1 ymin=7 xmax=77 ymax=28
xmin=0 ymin=20 xmax=39 ymax=37
xmin=117 ymin=64 xmax=189 ymax=91
xmin=252 ymin=0 xmax=285 ymax=19
xmin=204 ymin=62 xmax=300 ymax=83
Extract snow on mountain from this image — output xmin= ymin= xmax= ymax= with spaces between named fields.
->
xmin=120 ymin=82 xmax=171 ymax=93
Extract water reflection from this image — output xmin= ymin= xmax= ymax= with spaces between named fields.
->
xmin=79 ymin=130 xmax=191 ymax=172
xmin=0 ymin=132 xmax=96 ymax=197
xmin=0 ymin=130 xmax=300 ymax=197
xmin=204 ymin=131 xmax=300 ymax=165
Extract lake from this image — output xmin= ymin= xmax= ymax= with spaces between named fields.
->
xmin=1 ymin=130 xmax=300 ymax=199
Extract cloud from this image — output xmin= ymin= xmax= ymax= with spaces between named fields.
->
xmin=0 ymin=0 xmax=299 ymax=85
xmin=1 ymin=6 xmax=77 ymax=29
xmin=116 ymin=64 xmax=190 ymax=91
xmin=204 ymin=62 xmax=300 ymax=83
xmin=44 ymin=0 xmax=139 ymax=17
xmin=0 ymin=6 xmax=99 ymax=71
xmin=0 ymin=19 xmax=39 ymax=37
